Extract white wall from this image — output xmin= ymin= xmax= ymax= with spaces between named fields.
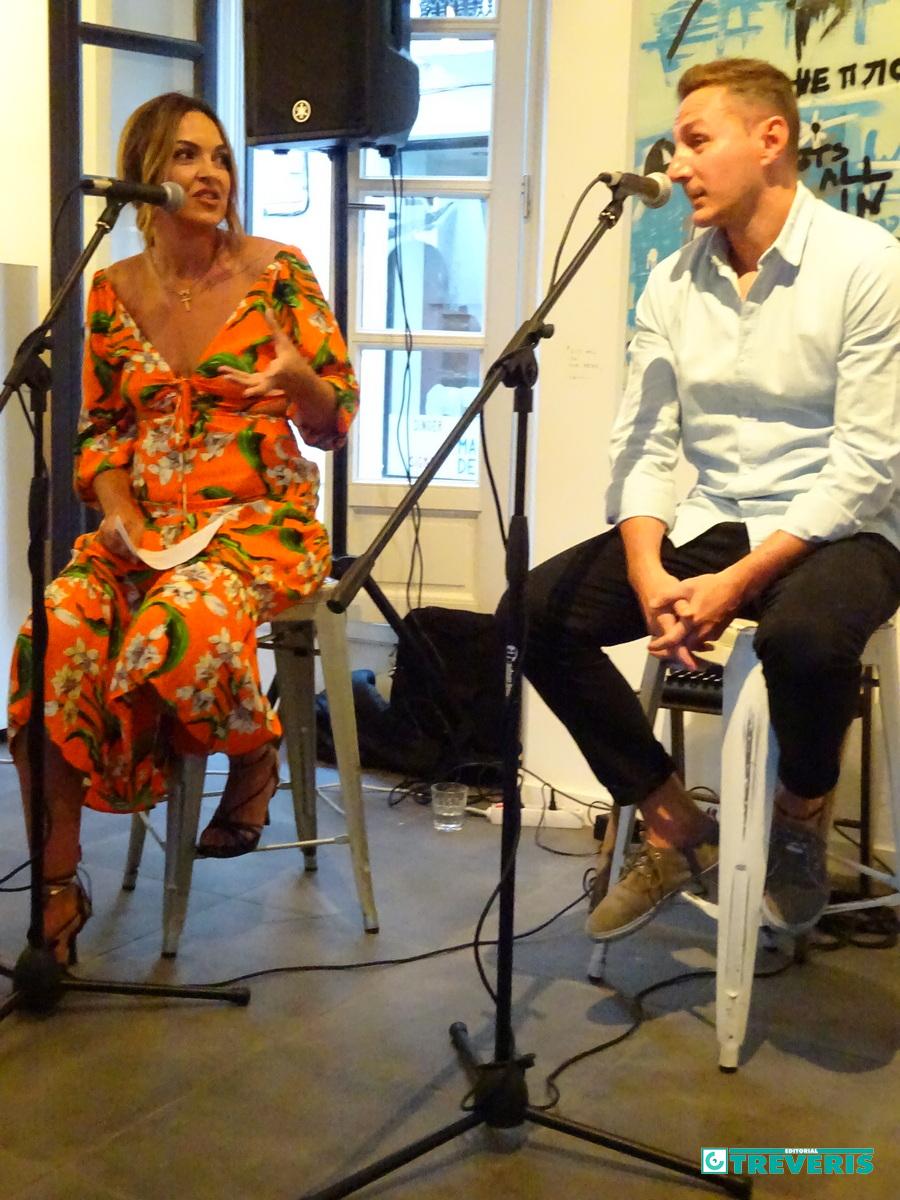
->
xmin=0 ymin=3 xmax=50 ymax=717
xmin=520 ymin=0 xmax=640 ymax=810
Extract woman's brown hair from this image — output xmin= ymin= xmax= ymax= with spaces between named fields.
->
xmin=117 ymin=92 xmax=243 ymax=243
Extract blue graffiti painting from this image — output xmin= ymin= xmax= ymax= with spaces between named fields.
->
xmin=629 ymin=0 xmax=899 ymax=324
xmin=642 ymin=0 xmax=890 ymax=70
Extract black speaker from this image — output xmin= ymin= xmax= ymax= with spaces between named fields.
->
xmin=244 ymin=1 xmax=420 ymax=152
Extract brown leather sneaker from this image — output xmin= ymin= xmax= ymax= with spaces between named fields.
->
xmin=585 ymin=835 xmax=719 ymax=942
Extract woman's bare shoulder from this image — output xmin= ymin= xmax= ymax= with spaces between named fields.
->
xmin=238 ymin=235 xmax=294 ymax=266
xmin=104 ymin=253 xmax=147 ymax=296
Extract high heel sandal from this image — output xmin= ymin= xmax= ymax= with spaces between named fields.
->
xmin=195 ymin=742 xmax=280 ymax=859
xmin=42 ymin=873 xmax=93 ymax=966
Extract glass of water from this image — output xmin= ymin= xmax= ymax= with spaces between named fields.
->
xmin=430 ymin=782 xmax=468 ymax=831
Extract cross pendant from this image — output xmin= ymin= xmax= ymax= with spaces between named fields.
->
xmin=177 ymin=289 xmax=192 ymax=311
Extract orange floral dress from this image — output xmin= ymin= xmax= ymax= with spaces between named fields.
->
xmin=8 ymin=246 xmax=358 ymax=813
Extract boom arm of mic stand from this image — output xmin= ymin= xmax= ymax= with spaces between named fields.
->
xmin=328 ymin=196 xmax=625 ymax=615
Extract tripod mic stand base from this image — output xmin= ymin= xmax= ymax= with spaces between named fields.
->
xmin=303 ymin=1022 xmax=752 ymax=1200
xmin=4 ymin=944 xmax=65 ymax=1013
xmin=0 ymin=950 xmax=251 ymax=1019
xmin=0 ymin=952 xmax=75 ymax=1019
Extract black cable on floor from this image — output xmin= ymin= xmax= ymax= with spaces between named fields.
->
xmin=532 ymin=953 xmax=797 ymax=1111
xmin=182 ymin=886 xmax=589 ymax=989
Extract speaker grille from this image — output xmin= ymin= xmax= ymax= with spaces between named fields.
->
xmin=244 ymin=0 xmax=418 ymax=150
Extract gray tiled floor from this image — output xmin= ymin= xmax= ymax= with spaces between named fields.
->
xmin=0 ymin=754 xmax=897 ymax=1199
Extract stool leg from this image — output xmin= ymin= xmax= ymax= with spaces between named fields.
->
xmin=162 ymin=755 xmax=206 ymax=958
xmin=273 ymin=621 xmax=319 ymax=870
xmin=316 ymin=602 xmax=379 ymax=933
xmin=716 ymin=631 xmax=776 ymax=1071
xmin=122 ymin=813 xmax=149 ymax=891
xmin=587 ymin=804 xmax=637 ymax=980
xmin=873 ymin=629 xmax=900 ymax=888
xmin=588 ymin=657 xmax=664 ymax=980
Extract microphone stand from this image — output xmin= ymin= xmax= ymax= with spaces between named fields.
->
xmin=0 ymin=198 xmax=249 ymax=1018
xmin=305 ymin=187 xmax=750 ymax=1198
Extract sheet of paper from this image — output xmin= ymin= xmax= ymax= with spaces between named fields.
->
xmin=113 ymin=514 xmax=225 ymax=570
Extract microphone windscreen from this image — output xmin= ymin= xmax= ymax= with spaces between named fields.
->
xmin=645 ymin=173 xmax=672 ymax=208
xmin=162 ymin=182 xmax=186 ymax=213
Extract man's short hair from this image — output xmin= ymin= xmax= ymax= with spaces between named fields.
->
xmin=677 ymin=58 xmax=799 ymax=158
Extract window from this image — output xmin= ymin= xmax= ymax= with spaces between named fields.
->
xmin=350 ymin=7 xmax=501 ymax=487
xmin=241 ymin=1 xmax=533 ymax=614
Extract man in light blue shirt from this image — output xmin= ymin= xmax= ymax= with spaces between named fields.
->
xmin=520 ymin=58 xmax=900 ymax=941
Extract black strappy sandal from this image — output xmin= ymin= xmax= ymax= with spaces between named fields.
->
xmin=195 ymin=742 xmax=279 ymax=859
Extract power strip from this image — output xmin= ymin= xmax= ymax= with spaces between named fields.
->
xmin=483 ymin=803 xmax=585 ymax=828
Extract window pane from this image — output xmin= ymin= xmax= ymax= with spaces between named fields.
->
xmin=412 ymin=1 xmax=496 ymax=16
xmin=359 ymin=194 xmax=487 ymax=333
xmin=82 ymin=45 xmax=195 ymax=266
xmin=249 ymin=148 xmax=334 ymax=297
xmin=362 ymin=38 xmax=493 ymax=178
xmin=356 ymin=348 xmax=481 ymax=484
xmin=81 ymin=0 xmax=196 ymax=39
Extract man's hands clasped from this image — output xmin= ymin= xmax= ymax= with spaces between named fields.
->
xmin=633 ymin=566 xmax=745 ymax=669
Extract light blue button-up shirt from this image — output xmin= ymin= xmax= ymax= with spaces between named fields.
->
xmin=607 ymin=183 xmax=900 ymax=551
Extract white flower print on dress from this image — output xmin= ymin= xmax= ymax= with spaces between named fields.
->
xmin=265 ymin=464 xmax=302 ymax=490
xmin=147 ymin=450 xmax=183 ymax=486
xmin=120 ymin=629 xmax=165 ymax=675
xmin=308 ymin=309 xmax=331 ymax=335
xmin=64 ymin=638 xmax=100 ymax=676
xmin=202 ymin=592 xmax=229 ymax=617
xmin=52 ymin=608 xmax=84 ymax=629
xmin=176 ymin=682 xmax=217 ymax=714
xmin=155 ymin=579 xmax=201 ymax=607
xmin=193 ymin=652 xmax=220 ymax=686
xmin=142 ymin=418 xmax=177 ymax=456
xmin=227 ymin=699 xmax=261 ymax=734
xmin=209 ymin=627 xmax=244 ymax=668
xmin=51 ymin=664 xmax=82 ymax=698
xmin=200 ymin=430 xmax=234 ymax=461
xmin=177 ymin=562 xmax=215 ymax=587
xmin=130 ymin=342 xmax=170 ymax=374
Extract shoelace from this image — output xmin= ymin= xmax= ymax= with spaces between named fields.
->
xmin=623 ymin=840 xmax=665 ymax=882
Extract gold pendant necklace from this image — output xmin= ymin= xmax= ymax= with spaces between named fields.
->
xmin=148 ymin=236 xmax=241 ymax=312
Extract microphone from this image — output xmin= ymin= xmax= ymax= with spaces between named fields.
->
xmin=599 ymin=171 xmax=672 ymax=209
xmin=79 ymin=177 xmax=186 ymax=213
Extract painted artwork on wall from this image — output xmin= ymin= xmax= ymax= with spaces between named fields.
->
xmin=629 ymin=0 xmax=900 ymax=324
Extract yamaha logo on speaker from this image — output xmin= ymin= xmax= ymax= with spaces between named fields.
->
xmin=244 ymin=0 xmax=419 ymax=151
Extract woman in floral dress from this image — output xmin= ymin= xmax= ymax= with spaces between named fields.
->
xmin=8 ymin=93 xmax=358 ymax=963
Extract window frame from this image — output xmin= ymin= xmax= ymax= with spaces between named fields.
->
xmin=346 ymin=11 xmax=503 ymax=505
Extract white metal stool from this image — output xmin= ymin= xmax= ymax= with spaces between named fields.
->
xmin=122 ymin=581 xmax=380 ymax=956
xmin=589 ymin=617 xmax=900 ymax=1070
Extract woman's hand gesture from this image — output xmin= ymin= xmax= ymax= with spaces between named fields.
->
xmin=217 ymin=308 xmax=311 ymax=416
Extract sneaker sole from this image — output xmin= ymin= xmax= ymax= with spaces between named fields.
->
xmin=760 ymin=894 xmax=828 ymax=936
xmin=586 ymin=858 xmax=719 ymax=943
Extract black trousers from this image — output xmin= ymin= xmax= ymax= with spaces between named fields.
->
xmin=516 ymin=523 xmax=900 ymax=806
